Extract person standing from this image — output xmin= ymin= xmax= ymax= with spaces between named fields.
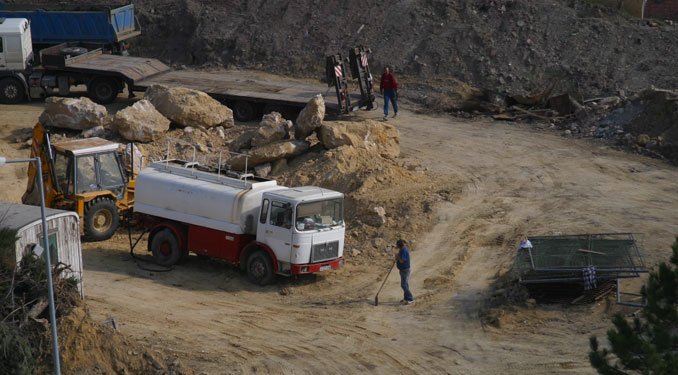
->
xmin=394 ymin=239 xmax=414 ymax=304
xmin=380 ymin=66 xmax=399 ymax=121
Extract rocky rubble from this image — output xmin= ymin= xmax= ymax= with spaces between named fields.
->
xmin=127 ymin=0 xmax=678 ymax=110
xmin=38 ymin=97 xmax=108 ymax=130
xmin=319 ymin=120 xmax=400 ymax=159
xmin=227 ymin=140 xmax=310 ymax=170
xmin=226 ymin=96 xmax=400 ymax=170
xmin=251 ymin=112 xmax=291 ymax=147
xmin=112 ymin=100 xmax=170 ymax=142
xmin=556 ymin=87 xmax=678 ymax=164
xmin=294 ymin=94 xmax=325 ymax=140
xmin=144 ymin=84 xmax=234 ymax=128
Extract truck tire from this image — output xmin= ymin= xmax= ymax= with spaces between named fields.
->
xmin=151 ymin=229 xmax=182 ymax=267
xmin=233 ymin=101 xmax=257 ymax=122
xmin=88 ymin=79 xmax=120 ymax=104
xmin=246 ymin=250 xmax=274 ymax=285
xmin=84 ymin=197 xmax=119 ymax=241
xmin=0 ymin=78 xmax=26 ymax=104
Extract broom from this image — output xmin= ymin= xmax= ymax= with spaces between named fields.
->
xmin=374 ymin=259 xmax=397 ymax=306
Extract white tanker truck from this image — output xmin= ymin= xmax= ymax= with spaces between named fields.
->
xmin=134 ymin=159 xmax=345 ymax=285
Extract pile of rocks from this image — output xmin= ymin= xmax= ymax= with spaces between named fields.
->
xmin=37 ymin=87 xmax=401 ymax=177
xmin=38 ymin=84 xmax=234 ymax=143
xmin=558 ymin=87 xmax=678 ymax=164
xmin=226 ymin=95 xmax=400 ymax=177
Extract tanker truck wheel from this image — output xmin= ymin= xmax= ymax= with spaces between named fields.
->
xmin=84 ymin=198 xmax=119 ymax=241
xmin=151 ymin=229 xmax=182 ymax=267
xmin=246 ymin=250 xmax=274 ymax=285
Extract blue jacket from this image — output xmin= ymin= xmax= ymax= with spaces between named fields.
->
xmin=397 ymin=246 xmax=411 ymax=270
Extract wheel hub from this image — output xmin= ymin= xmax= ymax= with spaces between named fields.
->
xmin=251 ymin=260 xmax=265 ymax=278
xmin=96 ymin=85 xmax=112 ymax=99
xmin=93 ymin=210 xmax=113 ymax=231
xmin=4 ymin=85 xmax=17 ymax=99
xmin=159 ymin=242 xmax=171 ymax=256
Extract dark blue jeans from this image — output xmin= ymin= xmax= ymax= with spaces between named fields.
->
xmin=400 ymin=269 xmax=414 ymax=301
xmin=383 ymin=89 xmax=398 ymax=116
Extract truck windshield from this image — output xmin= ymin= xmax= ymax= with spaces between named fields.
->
xmin=295 ymin=198 xmax=344 ymax=231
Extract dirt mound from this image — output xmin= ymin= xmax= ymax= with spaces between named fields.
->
xmin=278 ymin=145 xmax=460 ymax=260
xmin=18 ymin=0 xmax=674 ymax=102
xmin=60 ymin=306 xmax=193 ymax=374
xmin=0 ymin=237 xmax=191 ymax=374
xmin=126 ymin=0 xmax=678 ymax=102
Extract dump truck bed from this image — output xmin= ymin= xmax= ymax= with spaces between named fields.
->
xmin=0 ymin=3 xmax=140 ymax=44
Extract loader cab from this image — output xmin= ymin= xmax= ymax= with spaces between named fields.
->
xmin=52 ymin=137 xmax=126 ymax=199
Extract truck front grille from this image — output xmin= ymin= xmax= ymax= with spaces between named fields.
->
xmin=311 ymin=241 xmax=339 ymax=263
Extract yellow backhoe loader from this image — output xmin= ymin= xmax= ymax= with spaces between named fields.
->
xmin=22 ymin=123 xmax=135 ymax=241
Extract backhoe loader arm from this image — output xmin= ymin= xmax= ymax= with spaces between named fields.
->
xmin=22 ymin=123 xmax=61 ymax=207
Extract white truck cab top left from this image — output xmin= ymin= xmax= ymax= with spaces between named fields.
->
xmin=0 ymin=18 xmax=33 ymax=71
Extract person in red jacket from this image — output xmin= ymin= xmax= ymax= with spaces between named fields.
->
xmin=379 ymin=66 xmax=398 ymax=120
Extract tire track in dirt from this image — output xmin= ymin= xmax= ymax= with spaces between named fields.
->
xmin=74 ymin=109 xmax=678 ymax=374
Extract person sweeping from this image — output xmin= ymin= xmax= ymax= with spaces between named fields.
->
xmin=394 ymin=239 xmax=414 ymax=305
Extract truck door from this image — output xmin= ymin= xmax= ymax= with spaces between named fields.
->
xmin=260 ymin=199 xmax=293 ymax=263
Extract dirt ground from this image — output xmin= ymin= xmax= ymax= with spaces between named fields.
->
xmin=1 ymin=100 xmax=677 ymax=374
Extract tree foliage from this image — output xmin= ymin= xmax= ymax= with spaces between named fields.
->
xmin=590 ymin=238 xmax=678 ymax=374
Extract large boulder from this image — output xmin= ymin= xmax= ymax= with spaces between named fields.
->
xmin=38 ymin=97 xmax=108 ymax=130
xmin=294 ymin=94 xmax=325 ymax=140
xmin=251 ymin=112 xmax=290 ymax=147
xmin=144 ymin=84 xmax=234 ymax=128
xmin=112 ymin=100 xmax=170 ymax=142
xmin=228 ymin=140 xmax=310 ymax=170
xmin=319 ymin=120 xmax=400 ymax=158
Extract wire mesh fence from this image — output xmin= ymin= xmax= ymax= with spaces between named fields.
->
xmin=517 ymin=233 xmax=647 ymax=284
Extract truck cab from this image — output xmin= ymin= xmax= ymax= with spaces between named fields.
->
xmin=0 ymin=17 xmax=32 ymax=103
xmin=257 ymin=187 xmax=345 ymax=276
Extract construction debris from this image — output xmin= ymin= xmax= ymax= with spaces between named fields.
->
xmin=515 ymin=233 xmax=647 ymax=304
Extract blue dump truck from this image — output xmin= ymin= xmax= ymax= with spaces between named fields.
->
xmin=0 ymin=3 xmax=140 ymax=53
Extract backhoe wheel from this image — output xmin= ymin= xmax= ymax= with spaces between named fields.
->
xmin=88 ymin=78 xmax=119 ymax=104
xmin=84 ymin=197 xmax=119 ymax=241
xmin=150 ymin=228 xmax=182 ymax=267
xmin=246 ymin=250 xmax=274 ymax=286
xmin=0 ymin=78 xmax=26 ymax=104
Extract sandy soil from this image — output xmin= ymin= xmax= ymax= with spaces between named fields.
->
xmin=1 ymin=102 xmax=677 ymax=374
